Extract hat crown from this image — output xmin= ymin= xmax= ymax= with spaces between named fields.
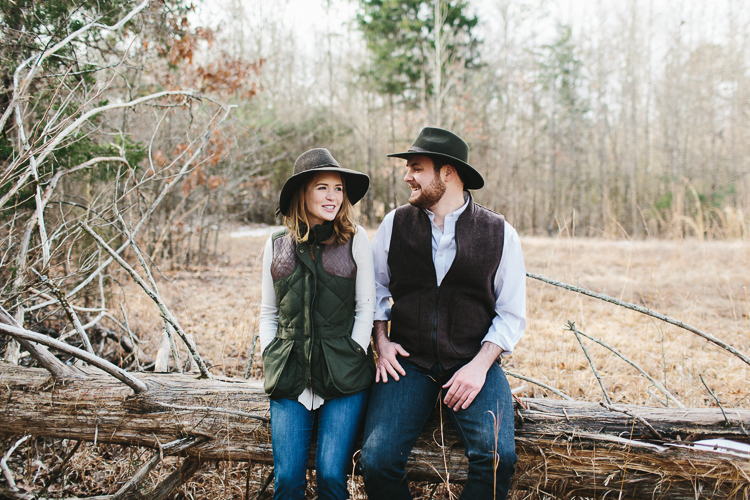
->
xmin=293 ymin=148 xmax=340 ymax=175
xmin=411 ymin=127 xmax=469 ymax=163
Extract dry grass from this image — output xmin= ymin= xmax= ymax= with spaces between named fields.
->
xmin=50 ymin=228 xmax=750 ymax=498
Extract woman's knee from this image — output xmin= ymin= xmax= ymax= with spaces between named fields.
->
xmin=315 ymin=465 xmax=348 ymax=493
xmin=273 ymin=465 xmax=306 ymax=499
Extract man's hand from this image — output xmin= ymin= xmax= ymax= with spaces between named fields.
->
xmin=442 ymin=342 xmax=503 ymax=411
xmin=372 ymin=320 xmax=409 ymax=383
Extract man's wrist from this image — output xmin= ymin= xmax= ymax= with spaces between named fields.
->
xmin=372 ymin=320 xmax=389 ymax=350
xmin=473 ymin=342 xmax=504 ymax=370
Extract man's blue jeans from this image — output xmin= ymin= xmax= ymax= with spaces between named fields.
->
xmin=360 ymin=360 xmax=517 ymax=500
xmin=270 ymin=390 xmax=368 ymax=500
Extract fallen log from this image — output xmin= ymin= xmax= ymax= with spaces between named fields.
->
xmin=0 ymin=363 xmax=748 ymax=499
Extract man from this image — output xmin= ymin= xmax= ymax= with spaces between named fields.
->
xmin=360 ymin=127 xmax=526 ymax=500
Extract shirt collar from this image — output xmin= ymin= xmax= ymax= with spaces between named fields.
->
xmin=424 ymin=191 xmax=471 ymax=223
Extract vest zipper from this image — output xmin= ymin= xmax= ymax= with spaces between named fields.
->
xmin=432 ymin=285 xmax=440 ymax=362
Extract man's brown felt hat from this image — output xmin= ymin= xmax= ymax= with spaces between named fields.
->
xmin=387 ymin=127 xmax=484 ymax=190
xmin=277 ymin=148 xmax=370 ymax=216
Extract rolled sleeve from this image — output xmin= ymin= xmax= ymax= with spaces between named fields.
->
xmin=481 ymin=222 xmax=527 ymax=354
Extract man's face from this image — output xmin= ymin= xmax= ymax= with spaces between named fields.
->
xmin=404 ymin=155 xmax=446 ymax=209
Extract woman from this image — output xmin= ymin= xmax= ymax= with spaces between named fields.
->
xmin=258 ymin=148 xmax=375 ymax=500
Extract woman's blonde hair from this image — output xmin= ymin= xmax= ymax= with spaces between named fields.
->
xmin=283 ymin=173 xmax=356 ymax=245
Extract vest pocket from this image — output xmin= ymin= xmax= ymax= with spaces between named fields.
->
xmin=313 ymin=336 xmax=375 ymax=399
xmin=262 ymin=337 xmax=302 ymax=398
xmin=447 ymin=299 xmax=491 ymax=357
xmin=390 ymin=294 xmax=423 ymax=354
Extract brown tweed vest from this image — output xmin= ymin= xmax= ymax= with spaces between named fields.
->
xmin=388 ymin=196 xmax=505 ymax=369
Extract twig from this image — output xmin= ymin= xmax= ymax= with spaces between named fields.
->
xmin=79 ymin=222 xmax=211 ymax=379
xmin=527 ymin=272 xmax=750 ymax=369
xmin=571 ymin=325 xmax=685 ymax=408
xmin=135 ymin=457 xmax=203 ymax=500
xmin=0 ymin=90 xmax=200 ymax=212
xmin=700 ymin=374 xmax=731 ymax=428
xmin=647 ymin=388 xmax=668 ymax=408
xmin=111 ymin=437 xmax=201 ymax=500
xmin=37 ymin=440 xmax=81 ymax=497
xmin=245 ymin=330 xmax=260 ymax=379
xmin=599 ymin=402 xmax=664 ymax=440
xmin=153 ymin=402 xmax=269 ymax=423
xmin=0 ymin=0 xmax=151 ymax=133
xmin=119 ymin=304 xmax=141 ymax=371
xmin=59 ymin=312 xmax=106 ymax=343
xmin=0 ymin=322 xmax=148 ymax=393
xmin=116 ymin=213 xmax=182 ymax=373
xmin=0 ymin=304 xmax=77 ymax=378
xmin=566 ymin=321 xmax=612 ymax=405
xmin=504 ymin=370 xmax=574 ymax=401
xmin=576 ymin=431 xmax=667 ymax=452
xmin=24 ymin=106 xmax=234 ymax=314
xmin=256 ymin=469 xmax=274 ymax=500
xmin=37 ymin=273 xmax=94 ymax=353
xmin=1 ymin=435 xmax=30 ymax=491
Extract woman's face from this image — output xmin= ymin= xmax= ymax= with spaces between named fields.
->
xmin=304 ymin=171 xmax=344 ymax=227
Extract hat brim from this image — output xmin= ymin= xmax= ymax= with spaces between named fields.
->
xmin=387 ymin=151 xmax=484 ymax=190
xmin=277 ymin=166 xmax=370 ymax=217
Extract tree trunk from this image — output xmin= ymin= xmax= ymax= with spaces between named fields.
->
xmin=0 ymin=363 xmax=748 ymax=499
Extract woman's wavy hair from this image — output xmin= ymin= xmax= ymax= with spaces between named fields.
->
xmin=283 ymin=173 xmax=356 ymax=245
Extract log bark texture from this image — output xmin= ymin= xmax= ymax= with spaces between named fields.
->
xmin=0 ymin=363 xmax=748 ymax=499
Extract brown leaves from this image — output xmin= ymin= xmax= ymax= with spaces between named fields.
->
xmin=195 ymin=56 xmax=265 ymax=97
xmin=166 ymin=22 xmax=214 ymax=66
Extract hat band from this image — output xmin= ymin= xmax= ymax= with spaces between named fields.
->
xmin=408 ymin=146 xmax=430 ymax=153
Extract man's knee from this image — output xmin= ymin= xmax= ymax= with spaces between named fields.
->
xmin=360 ymin=433 xmax=405 ymax=480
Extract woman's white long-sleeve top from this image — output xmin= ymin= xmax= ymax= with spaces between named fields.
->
xmin=258 ymin=226 xmax=375 ymax=410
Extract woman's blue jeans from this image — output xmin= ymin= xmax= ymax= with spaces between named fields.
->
xmin=270 ymin=390 xmax=368 ymax=500
xmin=360 ymin=360 xmax=517 ymax=500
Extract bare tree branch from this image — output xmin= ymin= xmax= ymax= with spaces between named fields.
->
xmin=1 ymin=435 xmax=30 ymax=491
xmin=0 ymin=0 xmax=151 ymax=133
xmin=571 ymin=325 xmax=685 ymax=408
xmin=79 ymin=222 xmax=212 ymax=379
xmin=111 ymin=437 xmax=202 ymax=500
xmin=0 ymin=322 xmax=148 ymax=393
xmin=528 ymin=272 xmax=750 ymax=368
xmin=38 ymin=273 xmax=94 ymax=353
xmin=566 ymin=321 xmax=612 ymax=405
xmin=0 ymin=91 xmax=200 ymax=212
xmin=0 ymin=304 xmax=79 ymax=378
xmin=504 ymin=370 xmax=574 ymax=401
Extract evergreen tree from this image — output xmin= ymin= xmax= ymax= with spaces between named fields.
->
xmin=357 ymin=0 xmax=480 ymax=104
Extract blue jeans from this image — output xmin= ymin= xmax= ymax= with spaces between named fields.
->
xmin=360 ymin=360 xmax=517 ymax=500
xmin=270 ymin=390 xmax=368 ymax=500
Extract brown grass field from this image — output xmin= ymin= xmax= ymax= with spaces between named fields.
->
xmin=62 ymin=227 xmax=750 ymax=498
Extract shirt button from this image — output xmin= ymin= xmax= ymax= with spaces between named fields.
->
xmin=439 ymin=252 xmax=443 ymax=256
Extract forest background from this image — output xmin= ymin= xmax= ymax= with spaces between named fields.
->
xmin=4 ymin=0 xmax=749 ymax=255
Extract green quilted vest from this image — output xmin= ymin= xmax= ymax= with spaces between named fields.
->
xmin=262 ymin=223 xmax=375 ymax=400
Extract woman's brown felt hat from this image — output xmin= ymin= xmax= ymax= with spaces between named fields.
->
xmin=387 ymin=127 xmax=484 ymax=190
xmin=277 ymin=148 xmax=370 ymax=217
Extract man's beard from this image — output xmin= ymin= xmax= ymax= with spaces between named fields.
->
xmin=408 ymin=173 xmax=446 ymax=209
